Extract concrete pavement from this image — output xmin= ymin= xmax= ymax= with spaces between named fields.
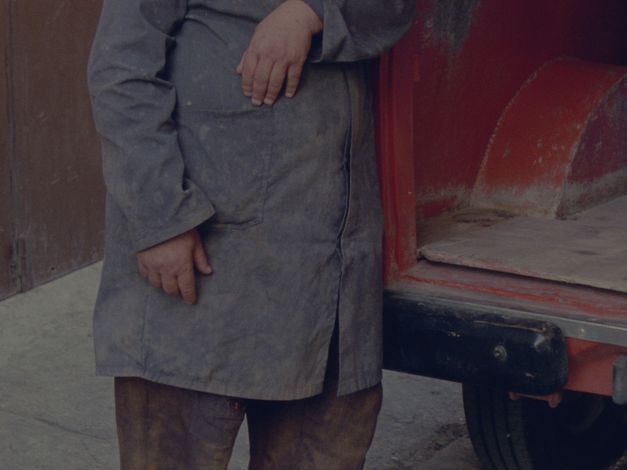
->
xmin=0 ymin=263 xmax=481 ymax=470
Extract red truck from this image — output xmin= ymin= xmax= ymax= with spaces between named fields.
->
xmin=378 ymin=1 xmax=627 ymax=469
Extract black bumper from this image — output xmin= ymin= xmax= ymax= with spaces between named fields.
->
xmin=383 ymin=289 xmax=569 ymax=395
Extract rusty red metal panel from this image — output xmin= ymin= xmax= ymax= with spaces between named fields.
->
xmin=377 ymin=0 xmax=627 ymax=399
xmin=378 ymin=0 xmax=627 ymax=279
xmin=10 ymin=0 xmax=105 ymax=289
xmin=402 ymin=262 xmax=627 ymax=325
xmin=472 ymin=59 xmax=627 ymax=217
xmin=405 ymin=0 xmax=627 ymax=221
xmin=0 ymin=1 xmax=18 ymax=299
xmin=377 ymin=34 xmax=420 ymax=283
xmin=565 ymin=339 xmax=627 ymax=397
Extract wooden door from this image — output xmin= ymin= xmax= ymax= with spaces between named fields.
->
xmin=0 ymin=1 xmax=18 ymax=299
xmin=1 ymin=0 xmax=105 ymax=299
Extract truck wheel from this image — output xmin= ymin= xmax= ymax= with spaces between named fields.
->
xmin=462 ymin=384 xmax=627 ymax=470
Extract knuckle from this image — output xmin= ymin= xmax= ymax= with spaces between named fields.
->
xmin=176 ymin=266 xmax=194 ymax=278
xmin=259 ymin=42 xmax=277 ymax=55
xmin=249 ymin=45 xmax=263 ymax=57
xmin=180 ymin=287 xmax=195 ymax=297
xmin=274 ymin=50 xmax=288 ymax=62
xmin=257 ymin=46 xmax=271 ymax=56
xmin=286 ymin=54 xmax=300 ymax=66
xmin=151 ymin=259 xmax=166 ymax=271
xmin=161 ymin=265 xmax=178 ymax=277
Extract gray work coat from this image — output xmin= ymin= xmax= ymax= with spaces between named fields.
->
xmin=88 ymin=0 xmax=415 ymax=400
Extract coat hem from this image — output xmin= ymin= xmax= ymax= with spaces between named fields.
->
xmin=95 ymin=365 xmax=327 ymax=401
xmin=336 ymin=370 xmax=383 ymax=396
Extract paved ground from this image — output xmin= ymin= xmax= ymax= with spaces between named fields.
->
xmin=0 ymin=262 xmax=484 ymax=469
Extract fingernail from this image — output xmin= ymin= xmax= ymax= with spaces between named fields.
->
xmin=252 ymin=99 xmax=262 ymax=106
xmin=285 ymin=93 xmax=294 ymax=98
xmin=264 ymin=98 xmax=274 ymax=106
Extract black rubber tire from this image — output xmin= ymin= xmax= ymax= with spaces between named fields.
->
xmin=462 ymin=384 xmax=627 ymax=470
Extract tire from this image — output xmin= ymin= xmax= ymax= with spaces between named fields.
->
xmin=462 ymin=384 xmax=627 ymax=470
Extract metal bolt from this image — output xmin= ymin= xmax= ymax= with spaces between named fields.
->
xmin=493 ymin=345 xmax=508 ymax=362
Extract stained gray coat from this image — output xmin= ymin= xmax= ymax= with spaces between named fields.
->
xmin=88 ymin=0 xmax=415 ymax=400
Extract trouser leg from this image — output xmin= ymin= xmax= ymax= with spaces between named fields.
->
xmin=114 ymin=377 xmax=245 ymax=470
xmin=246 ymin=327 xmax=383 ymax=470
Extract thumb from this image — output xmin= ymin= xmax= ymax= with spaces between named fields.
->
xmin=193 ymin=240 xmax=213 ymax=275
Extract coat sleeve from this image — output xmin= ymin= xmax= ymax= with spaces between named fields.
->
xmin=309 ymin=0 xmax=416 ymax=62
xmin=88 ymin=0 xmax=216 ymax=252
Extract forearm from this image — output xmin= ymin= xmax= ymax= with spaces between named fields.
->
xmin=88 ymin=0 xmax=215 ymax=251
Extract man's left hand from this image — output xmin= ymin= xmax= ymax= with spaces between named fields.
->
xmin=237 ymin=0 xmax=323 ymax=106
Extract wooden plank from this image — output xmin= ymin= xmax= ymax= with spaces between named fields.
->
xmin=10 ymin=0 xmax=105 ymax=289
xmin=421 ymin=195 xmax=627 ymax=294
xmin=0 ymin=1 xmax=18 ymax=299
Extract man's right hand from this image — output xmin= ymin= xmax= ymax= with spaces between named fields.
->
xmin=137 ymin=229 xmax=212 ymax=305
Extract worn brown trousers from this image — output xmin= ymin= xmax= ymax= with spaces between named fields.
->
xmin=114 ymin=328 xmax=383 ymax=469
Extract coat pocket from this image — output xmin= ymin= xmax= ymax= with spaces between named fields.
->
xmin=176 ymin=107 xmax=275 ymax=229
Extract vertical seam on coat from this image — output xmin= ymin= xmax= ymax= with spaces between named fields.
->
xmin=334 ymin=68 xmax=353 ymax=396
xmin=257 ymin=106 xmax=276 ymax=227
xmin=139 ymin=288 xmax=152 ymax=373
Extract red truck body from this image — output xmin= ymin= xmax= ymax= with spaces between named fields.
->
xmin=377 ymin=2 xmax=627 ymax=468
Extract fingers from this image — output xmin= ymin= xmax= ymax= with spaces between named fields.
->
xmin=137 ymin=259 xmax=199 ymax=303
xmin=193 ymin=241 xmax=213 ymax=275
xmin=264 ymin=63 xmax=288 ymax=105
xmin=285 ymin=62 xmax=304 ymax=98
xmin=242 ymin=57 xmax=302 ymax=105
xmin=136 ymin=229 xmax=210 ymax=305
xmin=242 ymin=58 xmax=304 ymax=104
xmin=143 ymin=265 xmax=200 ymax=304
xmin=138 ymin=259 xmax=148 ymax=278
xmin=162 ymin=275 xmax=179 ymax=297
xmin=177 ymin=268 xmax=197 ymax=305
xmin=240 ymin=51 xmax=258 ymax=98
xmin=236 ymin=50 xmax=246 ymax=75
xmin=238 ymin=49 xmax=304 ymax=105
xmin=148 ymin=271 xmax=162 ymax=290
xmin=251 ymin=59 xmax=273 ymax=106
